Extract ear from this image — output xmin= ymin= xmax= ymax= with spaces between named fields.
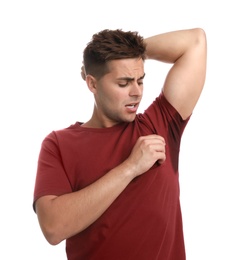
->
xmin=85 ymin=75 xmax=97 ymax=94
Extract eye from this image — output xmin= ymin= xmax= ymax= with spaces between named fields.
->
xmin=118 ymin=82 xmax=128 ymax=87
xmin=138 ymin=80 xmax=143 ymax=86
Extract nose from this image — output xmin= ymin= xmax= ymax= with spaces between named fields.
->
xmin=129 ymin=82 xmax=143 ymax=97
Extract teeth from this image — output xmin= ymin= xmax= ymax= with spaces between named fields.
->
xmin=127 ymin=105 xmax=135 ymax=108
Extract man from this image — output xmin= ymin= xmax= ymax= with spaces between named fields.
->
xmin=33 ymin=28 xmax=207 ymax=259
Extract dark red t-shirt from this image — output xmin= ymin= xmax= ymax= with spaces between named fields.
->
xmin=33 ymin=93 xmax=189 ymax=260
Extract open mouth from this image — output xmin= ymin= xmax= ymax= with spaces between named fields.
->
xmin=125 ymin=102 xmax=139 ymax=112
xmin=126 ymin=104 xmax=136 ymax=109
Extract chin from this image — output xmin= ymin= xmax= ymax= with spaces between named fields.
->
xmin=123 ymin=115 xmax=136 ymax=123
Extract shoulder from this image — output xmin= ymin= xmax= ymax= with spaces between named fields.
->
xmin=41 ymin=122 xmax=81 ymax=146
xmin=136 ymin=92 xmax=190 ymax=135
xmin=144 ymin=92 xmax=184 ymax=121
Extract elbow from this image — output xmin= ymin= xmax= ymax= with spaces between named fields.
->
xmin=40 ymin=223 xmax=65 ymax=246
xmin=194 ymin=28 xmax=207 ymax=48
xmin=40 ymin=220 xmax=86 ymax=246
xmin=35 ymin=197 xmax=67 ymax=245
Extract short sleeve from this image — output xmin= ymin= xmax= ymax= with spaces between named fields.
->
xmin=33 ymin=132 xmax=72 ymax=211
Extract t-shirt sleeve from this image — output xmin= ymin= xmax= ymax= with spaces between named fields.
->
xmin=33 ymin=131 xmax=72 ymax=211
xmin=138 ymin=92 xmax=190 ymax=142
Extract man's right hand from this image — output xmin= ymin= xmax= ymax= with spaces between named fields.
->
xmin=126 ymin=134 xmax=166 ymax=177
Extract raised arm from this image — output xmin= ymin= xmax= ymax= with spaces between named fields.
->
xmin=145 ymin=28 xmax=207 ymax=119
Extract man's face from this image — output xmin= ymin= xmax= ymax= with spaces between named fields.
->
xmin=93 ymin=58 xmax=145 ymax=127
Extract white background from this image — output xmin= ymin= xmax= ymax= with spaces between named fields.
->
xmin=1 ymin=0 xmax=237 ymax=259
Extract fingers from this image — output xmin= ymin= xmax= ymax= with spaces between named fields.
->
xmin=138 ymin=134 xmax=166 ymax=150
xmin=136 ymin=134 xmax=166 ymax=166
xmin=139 ymin=134 xmax=165 ymax=143
xmin=127 ymin=134 xmax=166 ymax=177
xmin=143 ymin=135 xmax=166 ymax=162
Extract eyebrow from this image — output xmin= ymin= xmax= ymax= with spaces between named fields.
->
xmin=117 ymin=73 xmax=146 ymax=82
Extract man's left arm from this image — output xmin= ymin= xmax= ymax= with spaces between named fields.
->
xmin=145 ymin=28 xmax=207 ymax=120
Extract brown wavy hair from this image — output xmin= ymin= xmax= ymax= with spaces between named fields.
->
xmin=83 ymin=29 xmax=146 ymax=79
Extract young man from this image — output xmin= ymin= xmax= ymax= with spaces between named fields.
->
xmin=33 ymin=28 xmax=207 ymax=259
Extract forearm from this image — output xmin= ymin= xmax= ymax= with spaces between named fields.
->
xmin=145 ymin=28 xmax=205 ymax=63
xmin=36 ymin=160 xmax=135 ymax=245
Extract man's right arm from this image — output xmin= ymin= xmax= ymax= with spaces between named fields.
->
xmin=35 ymin=134 xmax=166 ymax=245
